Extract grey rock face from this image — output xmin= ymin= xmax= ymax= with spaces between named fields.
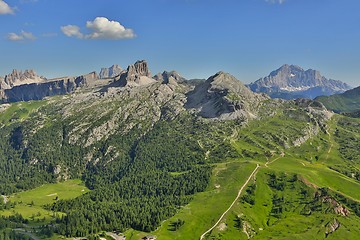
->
xmin=248 ymin=64 xmax=352 ymax=99
xmin=127 ymin=60 xmax=150 ymax=78
xmin=112 ymin=60 xmax=155 ymax=87
xmin=186 ymin=71 xmax=269 ymax=120
xmin=154 ymin=71 xmax=186 ymax=84
xmin=2 ymin=69 xmax=46 ymax=89
xmin=1 ymin=72 xmax=98 ymax=103
xmin=99 ymin=64 xmax=122 ymax=79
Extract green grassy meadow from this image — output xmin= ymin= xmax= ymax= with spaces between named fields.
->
xmin=0 ymin=179 xmax=89 ymax=222
xmin=131 ymin=113 xmax=360 ymax=240
xmin=125 ymin=161 xmax=257 ymax=240
xmin=0 ymin=100 xmax=47 ymax=125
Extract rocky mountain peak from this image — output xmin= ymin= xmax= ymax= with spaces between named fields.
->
xmin=99 ymin=64 xmax=122 ymax=79
xmin=206 ymin=71 xmax=253 ymax=96
xmin=2 ymin=69 xmax=46 ymax=89
xmin=248 ymin=64 xmax=352 ymax=99
xmin=185 ymin=71 xmax=268 ymax=120
xmin=273 ymin=64 xmax=304 ymax=76
xmin=154 ymin=70 xmax=186 ymax=84
xmin=127 ymin=60 xmax=151 ymax=78
xmin=110 ymin=60 xmax=155 ymax=87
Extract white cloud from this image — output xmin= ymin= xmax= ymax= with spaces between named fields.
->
xmin=7 ymin=31 xmax=36 ymax=41
xmin=85 ymin=17 xmax=136 ymax=39
xmin=61 ymin=17 xmax=136 ymax=40
xmin=61 ymin=25 xmax=84 ymax=39
xmin=0 ymin=0 xmax=14 ymax=14
xmin=266 ymin=0 xmax=287 ymax=4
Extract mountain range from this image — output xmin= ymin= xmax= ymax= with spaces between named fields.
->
xmin=248 ymin=64 xmax=352 ymax=100
xmin=0 ymin=60 xmax=359 ymax=239
xmin=0 ymin=63 xmax=355 ymax=104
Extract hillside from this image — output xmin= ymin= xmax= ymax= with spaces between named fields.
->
xmin=248 ymin=64 xmax=351 ymax=100
xmin=0 ymin=61 xmax=359 ymax=240
xmin=316 ymin=86 xmax=360 ymax=113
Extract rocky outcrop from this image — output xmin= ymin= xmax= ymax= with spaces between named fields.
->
xmin=154 ymin=71 xmax=186 ymax=84
xmin=110 ymin=60 xmax=156 ymax=87
xmin=1 ymin=72 xmax=97 ymax=103
xmin=99 ymin=64 xmax=122 ymax=79
xmin=185 ymin=71 xmax=269 ymax=120
xmin=248 ymin=64 xmax=352 ymax=99
xmin=325 ymin=219 xmax=340 ymax=237
xmin=2 ymin=69 xmax=46 ymax=89
xmin=127 ymin=60 xmax=151 ymax=79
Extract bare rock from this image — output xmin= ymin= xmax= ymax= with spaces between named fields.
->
xmin=2 ymin=69 xmax=46 ymax=89
xmin=154 ymin=71 xmax=186 ymax=84
xmin=325 ymin=219 xmax=340 ymax=237
xmin=99 ymin=64 xmax=122 ymax=79
xmin=185 ymin=71 xmax=269 ymax=120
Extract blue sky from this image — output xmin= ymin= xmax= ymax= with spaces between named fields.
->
xmin=0 ymin=0 xmax=359 ymax=86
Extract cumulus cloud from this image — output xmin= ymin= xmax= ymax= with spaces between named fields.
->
xmin=266 ymin=0 xmax=287 ymax=4
xmin=7 ymin=31 xmax=36 ymax=41
xmin=61 ymin=17 xmax=136 ymax=40
xmin=0 ymin=0 xmax=14 ymax=14
xmin=85 ymin=17 xmax=136 ymax=39
xmin=61 ymin=25 xmax=84 ymax=39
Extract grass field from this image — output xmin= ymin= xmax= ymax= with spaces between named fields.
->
xmin=0 ymin=179 xmax=89 ymax=222
xmin=124 ymin=114 xmax=360 ymax=240
xmin=0 ymin=100 xmax=47 ymax=125
xmin=124 ymin=161 xmax=257 ymax=240
xmin=205 ymin=114 xmax=360 ymax=239
xmin=207 ymin=165 xmax=360 ymax=240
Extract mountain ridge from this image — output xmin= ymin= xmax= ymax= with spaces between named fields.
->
xmin=0 ymin=60 xmax=358 ymax=240
xmin=316 ymin=85 xmax=360 ymax=113
xmin=248 ymin=64 xmax=352 ymax=99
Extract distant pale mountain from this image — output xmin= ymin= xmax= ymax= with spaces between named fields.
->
xmin=248 ymin=64 xmax=352 ymax=99
xmin=154 ymin=70 xmax=186 ymax=84
xmin=1 ymin=69 xmax=46 ymax=89
xmin=0 ymin=69 xmax=99 ymax=103
xmin=99 ymin=64 xmax=123 ymax=79
xmin=316 ymin=86 xmax=360 ymax=113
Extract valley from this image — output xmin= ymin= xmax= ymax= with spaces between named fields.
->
xmin=0 ymin=61 xmax=358 ymax=240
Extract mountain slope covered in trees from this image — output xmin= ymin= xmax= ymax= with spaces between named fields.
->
xmin=0 ymin=61 xmax=359 ymax=240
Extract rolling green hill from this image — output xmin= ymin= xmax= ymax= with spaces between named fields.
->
xmin=316 ymin=86 xmax=360 ymax=113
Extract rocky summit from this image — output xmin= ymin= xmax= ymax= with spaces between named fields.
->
xmin=186 ymin=71 xmax=269 ymax=120
xmin=153 ymin=70 xmax=186 ymax=84
xmin=1 ymin=69 xmax=46 ymax=89
xmin=248 ymin=64 xmax=352 ymax=100
xmin=0 ymin=70 xmax=98 ymax=103
xmin=99 ymin=64 xmax=123 ymax=79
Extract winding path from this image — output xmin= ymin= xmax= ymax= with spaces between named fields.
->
xmin=200 ymin=164 xmax=260 ymax=240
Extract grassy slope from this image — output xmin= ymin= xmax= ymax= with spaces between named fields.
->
xmin=1 ymin=99 xmax=359 ymax=239
xmin=209 ymin=114 xmax=360 ymax=239
xmin=316 ymin=86 xmax=360 ymax=113
xmin=0 ymin=100 xmax=47 ymax=125
xmin=128 ymin=112 xmax=360 ymax=240
xmin=0 ymin=179 xmax=90 ymax=222
xmin=125 ymin=162 xmax=257 ymax=240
